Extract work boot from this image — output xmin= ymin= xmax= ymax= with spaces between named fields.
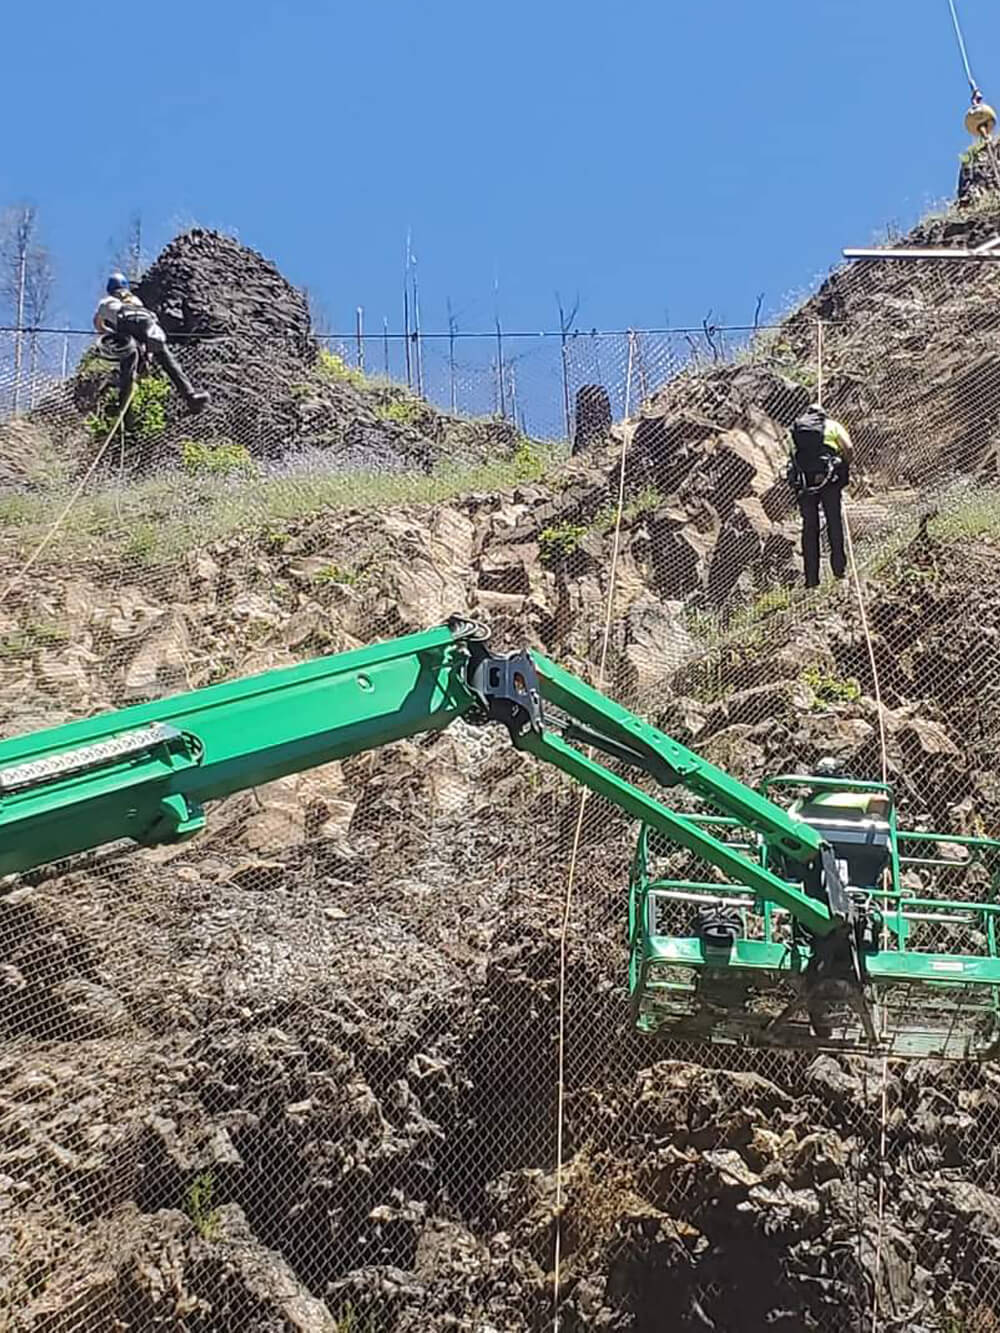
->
xmin=186 ymin=391 xmax=211 ymax=415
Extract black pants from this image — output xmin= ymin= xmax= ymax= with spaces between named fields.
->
xmin=798 ymin=482 xmax=846 ymax=588
xmin=115 ymin=315 xmax=200 ymax=410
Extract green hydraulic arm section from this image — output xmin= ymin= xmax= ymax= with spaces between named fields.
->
xmin=0 ymin=623 xmax=474 ymax=878
xmin=0 ymin=618 xmax=842 ymax=939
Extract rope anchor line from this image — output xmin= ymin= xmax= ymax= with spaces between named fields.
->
xmin=948 ymin=0 xmax=998 ymax=140
xmin=0 ymin=385 xmax=136 ymax=608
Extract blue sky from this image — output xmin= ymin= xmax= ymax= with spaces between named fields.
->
xmin=1 ymin=0 xmax=996 ymax=335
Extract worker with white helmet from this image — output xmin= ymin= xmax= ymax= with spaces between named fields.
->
xmin=94 ymin=272 xmax=210 ymax=417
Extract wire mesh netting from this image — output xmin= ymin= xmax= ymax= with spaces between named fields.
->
xmin=2 ymin=241 xmax=1000 ymax=1331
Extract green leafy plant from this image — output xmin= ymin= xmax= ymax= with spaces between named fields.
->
xmin=334 ymin=1305 xmax=377 ymax=1333
xmin=75 ymin=346 xmax=114 ymax=384
xmin=312 ymin=563 xmax=362 ymax=587
xmin=960 ymin=138 xmax=989 ymax=167
xmin=511 ymin=435 xmax=545 ymax=480
xmin=801 ymin=663 xmax=861 ymax=707
xmin=85 ymin=374 xmax=170 ymax=445
xmin=750 ymin=585 xmax=791 ymax=619
xmin=316 ymin=347 xmax=367 ymax=389
xmin=375 ymin=395 xmax=422 ymax=426
xmin=262 ymin=525 xmax=292 ymax=550
xmin=539 ymin=521 xmax=588 ymax=565
xmin=185 ymin=1170 xmax=220 ymax=1241
xmin=181 ymin=439 xmax=255 ymax=477
xmin=786 ymin=362 xmax=818 ymax=390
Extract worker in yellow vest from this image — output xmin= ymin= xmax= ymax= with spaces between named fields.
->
xmin=787 ymin=404 xmax=853 ymax=589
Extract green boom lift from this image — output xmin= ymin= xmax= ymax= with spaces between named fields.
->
xmin=0 ymin=616 xmax=997 ymax=1061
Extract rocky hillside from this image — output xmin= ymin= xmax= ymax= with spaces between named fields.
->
xmin=4 ymin=507 xmax=1000 ymax=1331
xmin=3 ymin=229 xmax=525 ymax=480
xmin=4 ymin=155 xmax=1000 ymax=1333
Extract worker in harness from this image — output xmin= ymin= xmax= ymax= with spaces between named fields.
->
xmin=787 ymin=403 xmax=853 ymax=589
xmin=93 ymin=273 xmax=210 ymax=416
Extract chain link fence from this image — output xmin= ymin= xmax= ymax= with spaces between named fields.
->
xmin=1 ymin=258 xmax=1000 ymax=1331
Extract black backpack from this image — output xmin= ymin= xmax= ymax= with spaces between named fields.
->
xmin=791 ymin=406 xmax=836 ymax=472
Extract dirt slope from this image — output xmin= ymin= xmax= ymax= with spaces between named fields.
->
xmin=3 ymin=492 xmax=1000 ymax=1331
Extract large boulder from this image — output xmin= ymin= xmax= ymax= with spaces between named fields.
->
xmin=136 ymin=228 xmax=314 ymax=356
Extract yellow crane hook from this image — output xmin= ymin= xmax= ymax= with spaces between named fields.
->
xmin=965 ymin=92 xmax=996 ymax=140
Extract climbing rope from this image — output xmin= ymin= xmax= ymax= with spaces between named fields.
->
xmin=948 ymin=0 xmax=978 ymax=94
xmin=0 ymin=385 xmax=136 ymax=607
xmin=551 ymin=344 xmax=633 ymax=1332
xmin=843 ymin=508 xmax=891 ymax=1333
xmin=817 ymin=323 xmax=892 ymax=1330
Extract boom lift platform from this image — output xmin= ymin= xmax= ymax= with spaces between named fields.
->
xmin=0 ymin=617 xmax=996 ymax=1062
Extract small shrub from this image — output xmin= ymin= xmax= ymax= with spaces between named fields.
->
xmin=181 ymin=439 xmax=255 ymax=477
xmin=85 ymin=374 xmax=170 ymax=445
xmin=0 ymin=494 xmax=41 ymax=526
xmin=769 ymin=336 xmax=817 ymax=389
xmin=262 ymin=525 xmax=291 ymax=550
xmin=592 ymin=485 xmax=664 ymax=532
xmin=185 ymin=1170 xmax=220 ymax=1241
xmin=27 ymin=620 xmax=69 ymax=647
xmin=802 ymin=663 xmax=861 ymax=707
xmin=312 ymin=563 xmax=361 ymax=587
xmin=512 ymin=436 xmax=544 ymax=480
xmin=786 ymin=363 xmax=818 ymax=390
xmin=960 ymin=138 xmax=989 ymax=167
xmin=75 ymin=346 xmax=114 ymax=384
xmin=316 ymin=348 xmax=367 ymax=390
xmin=335 ymin=1305 xmax=376 ymax=1333
xmin=539 ymin=521 xmax=588 ymax=565
xmin=375 ymin=396 xmax=422 ymax=425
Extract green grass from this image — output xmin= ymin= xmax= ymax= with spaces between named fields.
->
xmin=0 ymin=443 xmax=564 ymax=570
xmin=928 ymin=490 xmax=1000 ymax=542
xmin=0 ymin=619 xmax=70 ymax=657
xmin=684 ymin=582 xmax=792 ymax=647
xmin=334 ymin=1305 xmax=376 ymax=1333
xmin=591 ymin=485 xmax=664 ymax=532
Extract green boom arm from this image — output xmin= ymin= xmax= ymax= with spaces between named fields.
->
xmin=0 ymin=619 xmax=839 ymax=936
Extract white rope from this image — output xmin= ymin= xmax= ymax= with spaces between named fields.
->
xmin=816 ymin=318 xmax=824 ymax=406
xmin=818 ymin=317 xmax=891 ymax=1329
xmin=815 ymin=319 xmax=891 ymax=1326
xmin=0 ymin=385 xmax=136 ymax=607
xmin=947 ymin=0 xmax=978 ymax=92
xmin=551 ymin=338 xmax=633 ymax=1331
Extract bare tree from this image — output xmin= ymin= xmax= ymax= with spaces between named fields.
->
xmin=24 ymin=246 xmax=54 ymax=405
xmin=0 ymin=204 xmax=54 ymax=412
xmin=108 ymin=211 xmax=148 ymax=282
xmin=447 ymin=297 xmax=458 ymax=413
xmin=556 ymin=291 xmax=580 ymax=441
